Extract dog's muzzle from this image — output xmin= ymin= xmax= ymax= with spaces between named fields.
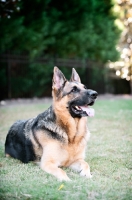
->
xmin=69 ymin=89 xmax=98 ymax=118
xmin=87 ymin=90 xmax=98 ymax=100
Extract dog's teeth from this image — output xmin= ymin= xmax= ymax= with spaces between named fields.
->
xmin=75 ymin=106 xmax=79 ymax=109
xmin=75 ymin=106 xmax=81 ymax=110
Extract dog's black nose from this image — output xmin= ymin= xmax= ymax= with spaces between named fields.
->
xmin=88 ymin=90 xmax=98 ymax=99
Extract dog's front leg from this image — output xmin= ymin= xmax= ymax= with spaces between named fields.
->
xmin=40 ymin=156 xmax=70 ymax=181
xmin=69 ymin=159 xmax=92 ymax=178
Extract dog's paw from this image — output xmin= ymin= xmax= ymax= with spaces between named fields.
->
xmin=80 ymin=169 xmax=92 ymax=178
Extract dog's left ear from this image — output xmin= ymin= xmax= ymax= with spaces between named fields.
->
xmin=70 ymin=68 xmax=81 ymax=83
xmin=52 ymin=66 xmax=67 ymax=90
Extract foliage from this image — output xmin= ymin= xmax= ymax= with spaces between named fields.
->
xmin=0 ymin=98 xmax=132 ymax=199
xmin=0 ymin=0 xmax=122 ymax=99
xmin=11 ymin=63 xmax=54 ymax=97
xmin=0 ymin=0 xmax=120 ymax=62
xmin=108 ymin=0 xmax=132 ymax=94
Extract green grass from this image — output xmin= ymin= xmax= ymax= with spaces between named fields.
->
xmin=0 ymin=98 xmax=132 ymax=200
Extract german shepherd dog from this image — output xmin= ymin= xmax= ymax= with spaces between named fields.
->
xmin=5 ymin=67 xmax=98 ymax=181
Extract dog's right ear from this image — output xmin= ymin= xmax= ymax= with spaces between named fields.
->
xmin=52 ymin=66 xmax=67 ymax=90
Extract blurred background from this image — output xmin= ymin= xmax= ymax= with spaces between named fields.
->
xmin=0 ymin=0 xmax=132 ymax=100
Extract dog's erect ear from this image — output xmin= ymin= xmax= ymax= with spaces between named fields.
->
xmin=52 ymin=66 xmax=67 ymax=90
xmin=70 ymin=68 xmax=81 ymax=83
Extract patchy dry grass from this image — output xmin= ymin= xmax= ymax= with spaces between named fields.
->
xmin=0 ymin=98 xmax=132 ymax=200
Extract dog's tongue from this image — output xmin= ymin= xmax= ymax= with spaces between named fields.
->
xmin=80 ymin=106 xmax=95 ymax=117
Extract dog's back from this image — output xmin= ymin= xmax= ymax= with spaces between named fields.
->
xmin=5 ymin=105 xmax=67 ymax=163
xmin=5 ymin=119 xmax=37 ymax=163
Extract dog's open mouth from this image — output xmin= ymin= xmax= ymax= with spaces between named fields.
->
xmin=71 ymin=102 xmax=95 ymax=117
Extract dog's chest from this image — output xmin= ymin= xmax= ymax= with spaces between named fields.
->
xmin=61 ymin=132 xmax=89 ymax=167
xmin=60 ymin=142 xmax=85 ymax=167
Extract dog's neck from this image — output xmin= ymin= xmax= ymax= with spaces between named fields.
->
xmin=52 ymin=103 xmax=88 ymax=143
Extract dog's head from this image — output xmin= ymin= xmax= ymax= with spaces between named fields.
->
xmin=52 ymin=67 xmax=98 ymax=118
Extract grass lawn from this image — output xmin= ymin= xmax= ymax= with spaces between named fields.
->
xmin=0 ymin=97 xmax=132 ymax=200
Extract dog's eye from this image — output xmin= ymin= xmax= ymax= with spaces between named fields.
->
xmin=71 ymin=86 xmax=78 ymax=92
